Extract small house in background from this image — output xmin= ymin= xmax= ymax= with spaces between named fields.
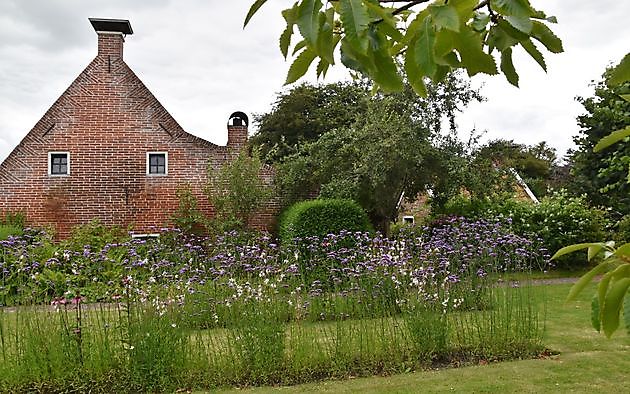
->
xmin=0 ymin=18 xmax=277 ymax=238
xmin=397 ymin=168 xmax=539 ymax=225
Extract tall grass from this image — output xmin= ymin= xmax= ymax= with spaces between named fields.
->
xmin=0 ymin=219 xmax=548 ymax=391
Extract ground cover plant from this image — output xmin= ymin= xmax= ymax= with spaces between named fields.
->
xmin=0 ymin=218 xmax=550 ymax=392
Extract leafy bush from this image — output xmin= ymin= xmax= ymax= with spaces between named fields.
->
xmin=0 ymin=225 xmax=22 ymax=241
xmin=279 ymin=199 xmax=372 ymax=243
xmin=0 ymin=211 xmax=26 ymax=227
xmin=524 ymin=192 xmax=608 ymax=268
xmin=436 ymin=191 xmax=609 ymax=269
xmin=64 ymin=219 xmax=129 ymax=252
xmin=611 ymin=214 xmax=630 ymax=243
xmin=171 ymin=184 xmax=210 ymax=235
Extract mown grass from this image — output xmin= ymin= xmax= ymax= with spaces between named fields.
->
xmin=214 ymin=282 xmax=629 ymax=393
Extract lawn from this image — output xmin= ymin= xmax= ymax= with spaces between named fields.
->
xmin=215 ymin=282 xmax=630 ymax=393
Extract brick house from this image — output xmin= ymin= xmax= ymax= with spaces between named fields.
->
xmin=0 ymin=18 xmax=276 ymax=238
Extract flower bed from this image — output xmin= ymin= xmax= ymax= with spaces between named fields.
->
xmin=0 ymin=218 xmax=550 ymax=392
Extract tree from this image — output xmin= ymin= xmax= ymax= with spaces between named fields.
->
xmin=251 ymin=73 xmax=483 ymax=165
xmin=555 ymin=53 xmax=630 ymax=339
xmin=268 ymin=73 xmax=482 ymax=224
xmin=279 ymin=96 xmax=436 ymax=234
xmin=250 ymin=82 xmax=369 ymax=163
xmin=567 ymin=67 xmax=630 ymax=217
xmin=245 ymin=0 xmax=562 ymax=95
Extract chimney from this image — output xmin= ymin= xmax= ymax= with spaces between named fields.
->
xmin=89 ymin=18 xmax=133 ymax=59
xmin=227 ymin=111 xmax=249 ymax=150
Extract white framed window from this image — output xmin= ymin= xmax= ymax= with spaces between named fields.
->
xmin=48 ymin=152 xmax=70 ymax=176
xmin=146 ymin=152 xmax=168 ymax=176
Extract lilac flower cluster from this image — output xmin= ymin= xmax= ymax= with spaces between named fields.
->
xmin=1 ymin=218 xmax=548 ymax=321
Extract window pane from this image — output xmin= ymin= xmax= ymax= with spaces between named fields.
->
xmin=50 ymin=153 xmax=68 ymax=175
xmin=148 ymin=154 xmax=166 ymax=174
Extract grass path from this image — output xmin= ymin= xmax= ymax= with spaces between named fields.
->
xmin=215 ymin=282 xmax=629 ymax=393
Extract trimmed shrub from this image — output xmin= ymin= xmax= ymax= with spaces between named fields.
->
xmin=279 ymin=199 xmax=372 ymax=243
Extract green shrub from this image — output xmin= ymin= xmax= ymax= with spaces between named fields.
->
xmin=0 ymin=225 xmax=22 ymax=240
xmin=171 ymin=184 xmax=210 ymax=235
xmin=0 ymin=211 xmax=26 ymax=228
xmin=436 ymin=191 xmax=609 ymax=270
xmin=611 ymin=214 xmax=630 ymax=244
xmin=64 ymin=220 xmax=129 ymax=251
xmin=279 ymin=199 xmax=372 ymax=243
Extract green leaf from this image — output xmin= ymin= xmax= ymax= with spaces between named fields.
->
xmin=339 ymin=0 xmax=371 ymax=54
xmin=613 ymin=243 xmax=630 ymax=257
xmin=506 ymin=15 xmax=533 ymax=33
xmin=624 ymin=292 xmax=630 ymax=335
xmin=405 ymin=39 xmax=428 ymax=97
xmin=621 ymin=94 xmax=630 ymax=103
xmin=285 ymin=47 xmax=317 ymax=84
xmin=280 ymin=24 xmax=294 ymax=59
xmin=316 ymin=8 xmax=335 ymax=64
xmin=369 ymin=27 xmax=404 ymax=92
xmin=602 ymin=277 xmax=630 ymax=337
xmin=500 ymin=47 xmax=519 ymax=87
xmin=608 ymin=52 xmax=630 ymax=87
xmin=594 ymin=126 xmax=630 ymax=152
xmin=297 ymin=0 xmax=323 ymax=47
xmin=414 ymin=17 xmax=437 ymax=79
xmin=453 ymin=27 xmax=498 ymax=76
xmin=430 ymin=4 xmax=460 ymax=32
xmin=566 ymin=261 xmax=610 ymax=302
xmin=471 ymin=12 xmax=490 ymax=32
xmin=244 ymin=0 xmax=269 ymax=28
xmin=531 ymin=21 xmax=563 ymax=53
xmin=591 ymin=295 xmax=601 ymax=332
xmin=520 ymin=39 xmax=546 ymax=72
xmin=552 ymin=242 xmax=604 ymax=260
xmin=491 ymin=0 xmax=534 ymax=18
xmin=588 ymin=244 xmax=604 ymax=261
xmin=316 ymin=58 xmax=330 ymax=78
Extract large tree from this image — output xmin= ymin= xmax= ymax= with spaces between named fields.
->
xmin=567 ymin=71 xmax=630 ymax=217
xmin=277 ymin=96 xmax=437 ymax=234
xmin=250 ymin=82 xmax=369 ymax=163
xmin=273 ymin=75 xmax=480 ymax=232
xmin=245 ymin=0 xmax=562 ymax=95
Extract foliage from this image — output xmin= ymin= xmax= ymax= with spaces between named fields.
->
xmin=0 ymin=211 xmax=26 ymax=228
xmin=279 ymin=199 xmax=372 ymax=242
xmin=553 ymin=241 xmax=630 ymax=338
xmin=63 ymin=219 xmax=129 ymax=252
xmin=245 ymin=0 xmax=562 ymax=95
xmin=612 ymin=215 xmax=630 ymax=244
xmin=250 ymin=82 xmax=369 ymax=163
xmin=567 ymin=65 xmax=630 ymax=217
xmin=206 ymin=151 xmax=273 ymax=230
xmin=275 ymin=78 xmax=482 ymax=233
xmin=560 ymin=53 xmax=630 ymax=339
xmin=171 ymin=184 xmax=210 ymax=235
xmin=0 ymin=221 xmax=549 ymax=391
xmin=436 ymin=191 xmax=609 ymax=269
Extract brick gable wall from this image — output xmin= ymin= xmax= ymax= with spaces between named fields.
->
xmin=0 ymin=30 xmax=279 ymax=238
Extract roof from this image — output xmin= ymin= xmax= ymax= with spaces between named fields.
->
xmin=89 ymin=18 xmax=133 ymax=35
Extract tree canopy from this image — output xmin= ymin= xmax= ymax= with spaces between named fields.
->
xmin=245 ymin=0 xmax=563 ymax=95
xmin=567 ymin=69 xmax=630 ymax=217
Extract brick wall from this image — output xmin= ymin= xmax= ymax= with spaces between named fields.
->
xmin=0 ymin=31 xmax=279 ymax=238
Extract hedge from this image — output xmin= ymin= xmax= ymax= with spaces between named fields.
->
xmin=279 ymin=199 xmax=372 ymax=243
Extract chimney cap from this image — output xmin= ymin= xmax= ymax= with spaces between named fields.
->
xmin=89 ymin=18 xmax=133 ymax=35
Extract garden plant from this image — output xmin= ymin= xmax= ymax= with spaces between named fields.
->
xmin=0 ymin=217 xmax=549 ymax=392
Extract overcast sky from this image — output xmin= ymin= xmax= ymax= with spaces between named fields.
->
xmin=1 ymin=0 xmax=629 ymax=164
